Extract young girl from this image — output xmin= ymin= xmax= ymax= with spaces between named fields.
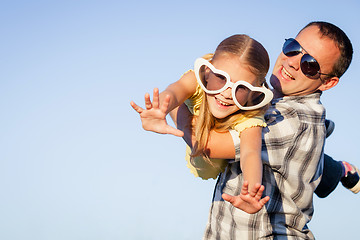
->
xmin=130 ymin=34 xmax=273 ymax=212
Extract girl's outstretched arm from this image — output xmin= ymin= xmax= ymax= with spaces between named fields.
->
xmin=130 ymin=88 xmax=184 ymax=137
xmin=176 ymin=104 xmax=236 ymax=158
xmin=130 ymin=71 xmax=198 ymax=137
xmin=239 ymin=126 xmax=263 ymax=190
xmin=176 ymin=106 xmax=269 ymax=213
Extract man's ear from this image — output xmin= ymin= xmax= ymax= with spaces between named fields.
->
xmin=318 ymin=76 xmax=339 ymax=91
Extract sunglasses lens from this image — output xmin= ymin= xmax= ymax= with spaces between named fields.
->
xmin=199 ymin=65 xmax=227 ymax=91
xmin=283 ymin=38 xmax=302 ymax=56
xmin=282 ymin=39 xmax=322 ymax=79
xmin=235 ymin=85 xmax=265 ymax=108
xmin=300 ymin=54 xmax=320 ymax=77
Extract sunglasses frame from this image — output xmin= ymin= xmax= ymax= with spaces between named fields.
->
xmin=283 ymin=38 xmax=335 ymax=79
xmin=194 ymin=58 xmax=273 ymax=110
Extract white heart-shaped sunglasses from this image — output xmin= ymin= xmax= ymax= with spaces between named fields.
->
xmin=194 ymin=58 xmax=273 ymax=110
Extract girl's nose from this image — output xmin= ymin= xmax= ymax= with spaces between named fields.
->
xmin=220 ymin=87 xmax=232 ymax=99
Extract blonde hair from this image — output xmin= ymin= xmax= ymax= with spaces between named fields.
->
xmin=191 ymin=34 xmax=270 ymax=161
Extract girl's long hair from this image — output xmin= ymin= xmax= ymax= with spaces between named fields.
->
xmin=191 ymin=34 xmax=270 ymax=161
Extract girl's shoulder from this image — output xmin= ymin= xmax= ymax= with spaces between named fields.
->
xmin=232 ymin=113 xmax=266 ymax=135
xmin=185 ymin=84 xmax=203 ymax=115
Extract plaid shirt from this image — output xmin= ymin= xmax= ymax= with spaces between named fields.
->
xmin=204 ymin=92 xmax=326 ymax=240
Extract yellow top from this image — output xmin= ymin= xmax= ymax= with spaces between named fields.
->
xmin=184 ymin=81 xmax=266 ymax=180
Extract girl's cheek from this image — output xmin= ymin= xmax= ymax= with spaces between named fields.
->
xmin=237 ymin=93 xmax=249 ymax=106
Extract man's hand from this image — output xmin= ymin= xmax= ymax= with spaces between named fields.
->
xmin=222 ymin=181 xmax=270 ymax=214
xmin=130 ymin=88 xmax=184 ymax=137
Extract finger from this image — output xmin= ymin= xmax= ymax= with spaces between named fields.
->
xmin=144 ymin=93 xmax=152 ymax=109
xmin=249 ymin=183 xmax=261 ymax=198
xmin=130 ymin=101 xmax=144 ymax=113
xmin=222 ymin=193 xmax=234 ymax=203
xmin=166 ymin=126 xmax=184 ymax=137
xmin=259 ymin=196 xmax=270 ymax=205
xmin=152 ymin=88 xmax=160 ymax=109
xmin=241 ymin=181 xmax=249 ymax=195
xmin=160 ymin=95 xmax=171 ymax=113
xmin=254 ymin=185 xmax=265 ymax=200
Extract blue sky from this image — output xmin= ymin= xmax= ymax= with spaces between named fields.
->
xmin=1 ymin=1 xmax=359 ymax=239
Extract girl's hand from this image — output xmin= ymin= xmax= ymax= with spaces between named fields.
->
xmin=222 ymin=181 xmax=270 ymax=214
xmin=130 ymin=88 xmax=184 ymax=137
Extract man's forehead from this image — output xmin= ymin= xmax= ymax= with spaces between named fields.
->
xmin=296 ymin=26 xmax=333 ymax=53
xmin=296 ymin=25 xmax=340 ymax=71
xmin=296 ymin=26 xmax=321 ymax=43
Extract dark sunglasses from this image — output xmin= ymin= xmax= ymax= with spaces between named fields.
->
xmin=282 ymin=38 xmax=335 ymax=79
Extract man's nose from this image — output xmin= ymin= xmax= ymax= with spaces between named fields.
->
xmin=286 ymin=52 xmax=302 ymax=71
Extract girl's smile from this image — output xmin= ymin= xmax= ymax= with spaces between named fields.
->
xmin=214 ymin=96 xmax=232 ymax=107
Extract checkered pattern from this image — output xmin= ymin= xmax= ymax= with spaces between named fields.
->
xmin=203 ymin=93 xmax=326 ymax=240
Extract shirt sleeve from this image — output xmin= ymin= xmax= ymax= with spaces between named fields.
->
xmin=233 ymin=115 xmax=266 ymax=134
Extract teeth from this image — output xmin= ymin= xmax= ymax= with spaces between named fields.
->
xmin=282 ymin=67 xmax=295 ymax=80
xmin=217 ymin=98 xmax=230 ymax=106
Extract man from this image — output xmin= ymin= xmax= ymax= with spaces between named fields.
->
xmin=193 ymin=21 xmax=355 ymax=239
